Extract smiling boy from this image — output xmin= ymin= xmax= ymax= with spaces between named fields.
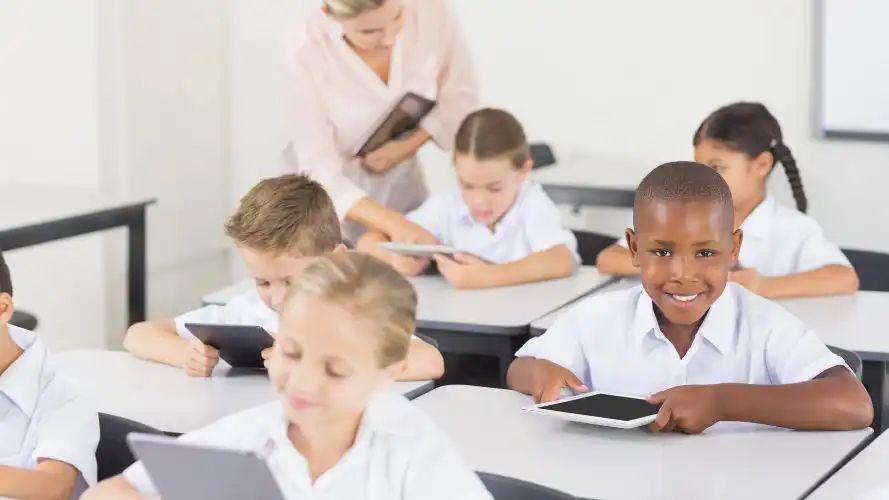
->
xmin=507 ymin=161 xmax=872 ymax=433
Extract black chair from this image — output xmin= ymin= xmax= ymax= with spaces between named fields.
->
xmin=572 ymin=229 xmax=618 ymax=267
xmin=414 ymin=332 xmax=439 ymax=349
xmin=529 ymin=143 xmax=557 ymax=169
xmin=96 ymin=413 xmax=165 ymax=481
xmin=842 ymin=248 xmax=889 ymax=292
xmin=478 ymin=472 xmax=577 ymax=500
xmin=10 ymin=310 xmax=38 ymax=330
xmin=829 ymin=345 xmax=863 ymax=380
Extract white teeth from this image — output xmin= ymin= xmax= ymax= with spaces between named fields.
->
xmin=671 ymin=294 xmax=699 ymax=302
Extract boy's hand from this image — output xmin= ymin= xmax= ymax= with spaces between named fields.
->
xmin=182 ymin=339 xmax=219 ymax=377
xmin=648 ymin=385 xmax=722 ymax=434
xmin=729 ymin=267 xmax=762 ymax=294
xmin=434 ymin=253 xmax=491 ymax=289
xmin=261 ymin=347 xmax=272 ymax=370
xmin=531 ymin=359 xmax=589 ymax=403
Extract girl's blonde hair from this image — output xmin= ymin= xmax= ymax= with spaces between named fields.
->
xmin=284 ymin=251 xmax=416 ymax=367
xmin=324 ymin=0 xmax=386 ymax=20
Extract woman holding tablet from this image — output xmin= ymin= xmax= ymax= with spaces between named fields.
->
xmin=284 ymin=0 xmax=478 ymax=243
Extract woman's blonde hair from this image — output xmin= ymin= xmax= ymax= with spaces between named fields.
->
xmin=284 ymin=251 xmax=416 ymax=367
xmin=324 ymin=0 xmax=386 ymax=20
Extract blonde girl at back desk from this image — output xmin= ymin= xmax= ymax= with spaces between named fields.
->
xmin=283 ymin=0 xmax=479 ymax=245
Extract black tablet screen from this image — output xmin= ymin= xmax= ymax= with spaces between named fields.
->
xmin=543 ymin=394 xmax=662 ymax=421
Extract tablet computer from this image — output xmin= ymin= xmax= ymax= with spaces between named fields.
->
xmin=127 ymin=433 xmax=285 ymax=500
xmin=377 ymin=242 xmax=492 ymax=263
xmin=355 ymin=92 xmax=436 ymax=157
xmin=522 ymin=391 xmax=662 ymax=429
xmin=184 ymin=323 xmax=274 ymax=369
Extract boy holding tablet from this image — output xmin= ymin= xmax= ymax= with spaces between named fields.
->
xmin=0 ymin=249 xmax=100 ymax=499
xmin=123 ymin=174 xmax=444 ymax=381
xmin=507 ymin=161 xmax=873 ymax=433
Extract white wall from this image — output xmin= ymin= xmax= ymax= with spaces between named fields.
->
xmin=227 ymin=0 xmax=889 ymax=252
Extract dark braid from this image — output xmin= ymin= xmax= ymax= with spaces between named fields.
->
xmin=772 ymin=142 xmax=807 ymax=213
xmin=693 ymin=101 xmax=809 ymax=213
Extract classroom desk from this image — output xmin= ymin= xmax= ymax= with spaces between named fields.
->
xmin=54 ymin=350 xmax=434 ymax=434
xmin=410 ymin=267 xmax=614 ymax=383
xmin=531 ymin=287 xmax=889 ymax=434
xmin=414 ymin=385 xmax=872 ymax=500
xmin=0 ymin=184 xmax=156 ymax=325
xmin=808 ymin=430 xmax=889 ymax=500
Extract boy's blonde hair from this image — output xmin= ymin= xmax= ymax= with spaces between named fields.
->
xmin=284 ymin=251 xmax=415 ymax=367
xmin=225 ymin=174 xmax=342 ymax=256
xmin=324 ymin=0 xmax=386 ymax=19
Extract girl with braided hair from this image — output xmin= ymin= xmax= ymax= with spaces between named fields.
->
xmin=597 ymin=102 xmax=858 ymax=298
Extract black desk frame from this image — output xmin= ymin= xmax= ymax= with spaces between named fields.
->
xmin=0 ymin=200 xmax=156 ymax=326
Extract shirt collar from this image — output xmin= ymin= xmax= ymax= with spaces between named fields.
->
xmin=630 ymin=284 xmax=738 ymax=356
xmin=456 ymin=180 xmax=534 ymax=229
xmin=739 ymin=193 xmax=776 ymax=239
xmin=0 ymin=325 xmax=48 ymax=417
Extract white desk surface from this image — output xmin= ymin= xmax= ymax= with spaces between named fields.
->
xmin=530 ymin=279 xmax=635 ymax=334
xmin=54 ymin=350 xmax=433 ymax=434
xmin=204 ymin=267 xmax=614 ymax=335
xmin=808 ymin=430 xmax=889 ymax=500
xmin=0 ymin=183 xmax=154 ymax=233
xmin=414 ymin=385 xmax=872 ymax=500
xmin=411 ymin=266 xmax=613 ymax=334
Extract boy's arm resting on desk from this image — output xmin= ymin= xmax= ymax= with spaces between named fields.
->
xmin=754 ymin=264 xmax=860 ymax=299
xmin=595 ymin=244 xmax=640 ymax=276
xmin=0 ymin=462 xmax=79 ymax=500
xmin=81 ymin=476 xmax=148 ymax=500
xmin=123 ymin=319 xmax=188 ymax=368
xmin=398 ymin=338 xmax=445 ymax=381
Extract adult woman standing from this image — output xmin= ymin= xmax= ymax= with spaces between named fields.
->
xmin=284 ymin=0 xmax=478 ymax=244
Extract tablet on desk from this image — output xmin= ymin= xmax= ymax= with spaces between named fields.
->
xmin=184 ymin=323 xmax=274 ymax=370
xmin=522 ymin=392 xmax=662 ymax=429
xmin=127 ymin=433 xmax=285 ymax=500
xmin=378 ymin=242 xmax=491 ymax=263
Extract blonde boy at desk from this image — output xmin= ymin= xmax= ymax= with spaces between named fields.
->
xmin=508 ymin=161 xmax=872 ymax=433
xmin=359 ymin=108 xmax=579 ymax=289
xmin=85 ymin=253 xmax=492 ymax=500
xmin=0 ymin=249 xmax=100 ymax=500
xmin=123 ymin=174 xmax=444 ymax=381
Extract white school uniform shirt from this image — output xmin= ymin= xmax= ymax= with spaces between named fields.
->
xmin=516 ymin=283 xmax=845 ymax=408
xmin=0 ymin=326 xmax=99 ymax=500
xmin=122 ymin=390 xmax=493 ymax=500
xmin=617 ymin=193 xmax=851 ymax=276
xmin=406 ymin=181 xmax=580 ymax=265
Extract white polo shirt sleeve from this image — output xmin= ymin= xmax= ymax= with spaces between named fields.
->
xmin=520 ymin=186 xmax=579 ymax=261
xmin=31 ymin=390 xmax=100 ymax=487
xmin=764 ymin=314 xmax=846 ymax=384
xmin=795 ymin=230 xmax=852 ymax=272
xmin=173 ymin=291 xmax=259 ymax=340
xmin=405 ymin=195 xmax=450 ymax=243
xmin=514 ymin=302 xmax=591 ymax=383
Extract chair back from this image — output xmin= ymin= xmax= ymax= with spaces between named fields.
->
xmin=828 ymin=345 xmax=863 ymax=380
xmin=97 ymin=413 xmax=165 ymax=480
xmin=478 ymin=472 xmax=577 ymax=500
xmin=842 ymin=248 xmax=889 ymax=292
xmin=572 ymin=230 xmax=618 ymax=267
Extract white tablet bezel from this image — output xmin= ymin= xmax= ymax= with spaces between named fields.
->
xmin=521 ymin=391 xmax=660 ymax=429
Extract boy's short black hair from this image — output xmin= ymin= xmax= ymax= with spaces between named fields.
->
xmin=634 ymin=161 xmax=734 ymax=229
xmin=0 ymin=248 xmax=12 ymax=297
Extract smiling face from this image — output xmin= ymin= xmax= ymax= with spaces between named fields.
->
xmin=454 ymin=153 xmax=530 ymax=227
xmin=627 ymin=199 xmax=741 ymax=329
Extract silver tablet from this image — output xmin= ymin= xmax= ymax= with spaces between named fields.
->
xmin=377 ymin=242 xmax=490 ymax=262
xmin=522 ymin=391 xmax=662 ymax=429
xmin=127 ymin=433 xmax=286 ymax=500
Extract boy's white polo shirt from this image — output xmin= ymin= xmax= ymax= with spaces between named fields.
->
xmin=0 ymin=326 xmax=100 ymax=500
xmin=406 ymin=181 xmax=579 ymax=265
xmin=516 ymin=283 xmax=845 ymax=398
xmin=123 ymin=390 xmax=493 ymax=499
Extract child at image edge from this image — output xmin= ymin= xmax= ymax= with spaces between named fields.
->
xmin=84 ymin=252 xmax=493 ymax=500
xmin=123 ymin=174 xmax=444 ymax=381
xmin=508 ymin=161 xmax=872 ymax=434
xmin=360 ymin=108 xmax=580 ymax=289
xmin=596 ymin=102 xmax=859 ymax=299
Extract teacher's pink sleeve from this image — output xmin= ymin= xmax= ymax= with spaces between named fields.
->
xmin=421 ymin=0 xmax=479 ymax=152
xmin=286 ymin=56 xmax=366 ymax=221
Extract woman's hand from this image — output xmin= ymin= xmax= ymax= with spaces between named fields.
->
xmin=389 ymin=220 xmax=440 ymax=245
xmin=362 ymin=139 xmax=412 ymax=174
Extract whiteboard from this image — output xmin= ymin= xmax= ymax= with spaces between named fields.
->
xmin=816 ymin=0 xmax=889 ymax=140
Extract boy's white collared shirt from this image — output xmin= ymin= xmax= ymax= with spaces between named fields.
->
xmin=618 ymin=194 xmax=851 ymax=276
xmin=516 ymin=283 xmax=845 ymax=400
xmin=123 ymin=390 xmax=493 ymax=500
xmin=406 ymin=181 xmax=580 ymax=265
xmin=0 ymin=326 xmax=100 ymax=500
